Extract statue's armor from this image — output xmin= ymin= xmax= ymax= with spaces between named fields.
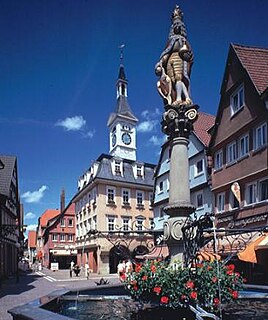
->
xmin=166 ymin=52 xmax=183 ymax=83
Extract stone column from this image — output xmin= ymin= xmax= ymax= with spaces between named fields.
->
xmin=163 ymin=134 xmax=195 ymax=265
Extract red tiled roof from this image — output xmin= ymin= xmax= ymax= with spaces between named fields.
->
xmin=193 ymin=112 xmax=215 ymax=147
xmin=232 ymin=44 xmax=268 ymax=95
xmin=28 ymin=230 xmax=37 ymax=248
xmin=40 ymin=209 xmax=60 ymax=227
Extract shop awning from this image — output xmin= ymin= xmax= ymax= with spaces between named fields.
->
xmin=135 ymin=246 xmax=169 ymax=260
xmin=238 ymin=233 xmax=268 ymax=263
xmin=197 ymin=251 xmax=221 ymax=262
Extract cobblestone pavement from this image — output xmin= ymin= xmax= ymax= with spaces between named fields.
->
xmin=0 ymin=268 xmax=120 ymax=320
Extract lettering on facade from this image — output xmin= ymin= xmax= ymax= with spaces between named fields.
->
xmin=227 ymin=214 xmax=268 ymax=229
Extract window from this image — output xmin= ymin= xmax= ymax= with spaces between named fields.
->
xmin=93 ymin=216 xmax=97 ymax=230
xmin=216 ymin=193 xmax=225 ymax=213
xmin=122 ymin=189 xmax=130 ymax=205
xmin=231 ymin=85 xmax=244 ymax=115
xmin=254 ymin=123 xmax=267 ymax=150
xmin=107 ymin=216 xmax=115 ymax=231
xmin=214 ymin=150 xmax=223 ymax=170
xmin=60 ymin=234 xmax=65 ymax=242
xmin=60 ymin=218 xmax=65 ymax=227
xmin=136 ymin=218 xmax=144 ymax=231
xmin=195 ymin=159 xmax=204 ymax=176
xmin=149 ymin=218 xmax=154 ymax=230
xmin=137 ymin=164 xmax=142 ymax=177
xmin=67 ymin=234 xmax=73 ymax=242
xmin=259 ymin=179 xmax=268 ymax=201
xmin=245 ymin=182 xmax=257 ymax=205
xmin=123 ymin=217 xmax=130 ymax=231
xmin=149 ymin=192 xmax=154 ymax=206
xmin=239 ymin=134 xmax=249 ymax=158
xmin=158 ymin=181 xmax=164 ymax=193
xmin=196 ymin=192 xmax=203 ymax=208
xmin=115 ymin=160 xmax=121 ymax=174
xmin=166 ymin=179 xmax=170 ymax=191
xmin=52 ymin=234 xmax=58 ymax=242
xmin=136 ymin=191 xmax=144 ymax=205
xmin=68 ymin=219 xmax=73 ymax=227
xmin=227 ymin=141 xmax=237 ymax=164
xmin=229 ymin=192 xmax=239 ymax=210
xmin=107 ymin=187 xmax=115 ymax=203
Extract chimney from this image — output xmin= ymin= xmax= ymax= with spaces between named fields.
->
xmin=60 ymin=189 xmax=65 ymax=213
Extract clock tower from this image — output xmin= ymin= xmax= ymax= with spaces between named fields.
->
xmin=107 ymin=54 xmax=138 ymax=161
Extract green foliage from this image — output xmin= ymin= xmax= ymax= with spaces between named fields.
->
xmin=123 ymin=260 xmax=245 ymax=312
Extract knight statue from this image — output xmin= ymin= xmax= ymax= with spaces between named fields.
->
xmin=155 ymin=5 xmax=193 ymax=107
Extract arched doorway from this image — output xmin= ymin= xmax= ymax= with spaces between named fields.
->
xmin=109 ymin=245 xmax=130 ymax=274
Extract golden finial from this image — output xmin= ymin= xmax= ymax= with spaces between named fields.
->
xmin=172 ymin=5 xmax=183 ymax=21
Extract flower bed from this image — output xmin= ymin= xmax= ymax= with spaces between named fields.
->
xmin=122 ymin=260 xmax=245 ymax=312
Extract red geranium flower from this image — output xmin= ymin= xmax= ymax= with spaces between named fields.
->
xmin=133 ymin=285 xmax=138 ymax=291
xmin=196 ymin=263 xmax=203 ymax=268
xmin=213 ymin=297 xmax=220 ymax=305
xmin=186 ymin=280 xmax=195 ymax=289
xmin=131 ymin=280 xmax=137 ymax=286
xmin=153 ymin=286 xmax=162 ymax=295
xmin=212 ymin=276 xmax=218 ymax=283
xmin=151 ymin=265 xmax=157 ymax=273
xmin=190 ymin=291 xmax=198 ymax=300
xmin=160 ymin=296 xmax=169 ymax=304
xmin=235 ymin=272 xmax=240 ymax=277
xmin=232 ymin=290 xmax=238 ymax=299
xmin=135 ymin=264 xmax=142 ymax=272
xmin=227 ymin=264 xmax=235 ymax=271
xmin=180 ymin=295 xmax=187 ymax=301
xmin=120 ymin=273 xmax=126 ymax=281
xmin=227 ymin=270 xmax=233 ymax=276
xmin=142 ymin=275 xmax=147 ymax=281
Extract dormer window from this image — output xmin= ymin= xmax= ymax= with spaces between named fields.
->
xmin=231 ymin=85 xmax=244 ymax=116
xmin=137 ymin=164 xmax=142 ymax=177
xmin=115 ymin=161 xmax=121 ymax=173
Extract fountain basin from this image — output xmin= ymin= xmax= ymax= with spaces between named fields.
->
xmin=8 ymin=284 xmax=268 ymax=320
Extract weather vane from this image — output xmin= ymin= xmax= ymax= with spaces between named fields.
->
xmin=119 ymin=44 xmax=125 ymax=64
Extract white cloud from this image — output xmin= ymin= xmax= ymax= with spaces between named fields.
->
xmin=25 ymin=212 xmax=36 ymax=220
xmin=137 ymin=120 xmax=158 ymax=133
xmin=82 ymin=130 xmax=95 ymax=139
xmin=56 ymin=115 xmax=86 ymax=131
xmin=149 ymin=135 xmax=166 ymax=146
xmin=21 ymin=185 xmax=48 ymax=203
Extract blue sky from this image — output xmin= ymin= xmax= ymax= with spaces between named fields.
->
xmin=1 ymin=0 xmax=267 ymax=235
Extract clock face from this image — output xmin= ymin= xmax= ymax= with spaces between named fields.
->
xmin=112 ymin=134 xmax=116 ymax=147
xmin=122 ymin=132 xmax=131 ymax=145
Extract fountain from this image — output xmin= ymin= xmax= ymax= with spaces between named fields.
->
xmin=8 ymin=5 xmax=268 ymax=320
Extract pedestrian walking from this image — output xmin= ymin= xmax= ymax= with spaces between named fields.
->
xmin=85 ymin=262 xmax=89 ymax=279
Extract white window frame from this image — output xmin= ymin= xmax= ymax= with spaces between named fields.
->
xmin=238 ymin=134 xmax=249 ymax=158
xmin=195 ymin=159 xmax=204 ymax=176
xmin=253 ymin=123 xmax=267 ymax=150
xmin=115 ymin=160 xmax=121 ymax=174
xmin=216 ymin=192 xmax=225 ymax=213
xmin=107 ymin=215 xmax=116 ymax=232
xmin=227 ymin=141 xmax=237 ymax=164
xmin=149 ymin=218 xmax=154 ymax=230
xmin=106 ymin=186 xmax=116 ymax=204
xmin=122 ymin=188 xmax=130 ymax=205
xmin=122 ymin=217 xmax=131 ymax=231
xmin=230 ymin=84 xmax=244 ymax=116
xmin=136 ymin=164 xmax=143 ymax=177
xmin=166 ymin=179 xmax=170 ymax=191
xmin=68 ymin=218 xmax=73 ymax=227
xmin=67 ymin=234 xmax=73 ymax=242
xmin=196 ymin=191 xmax=204 ymax=208
xmin=136 ymin=217 xmax=144 ymax=231
xmin=52 ymin=234 xmax=58 ymax=242
xmin=60 ymin=218 xmax=65 ymax=227
xmin=136 ymin=190 xmax=144 ymax=206
xmin=259 ymin=178 xmax=268 ymax=202
xmin=158 ymin=181 xmax=164 ymax=194
xmin=60 ymin=234 xmax=66 ymax=242
xmin=245 ymin=182 xmax=257 ymax=205
xmin=214 ymin=150 xmax=223 ymax=170
xmin=149 ymin=192 xmax=154 ymax=206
